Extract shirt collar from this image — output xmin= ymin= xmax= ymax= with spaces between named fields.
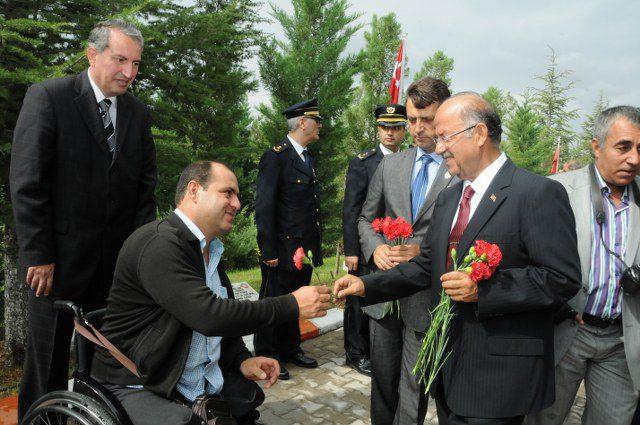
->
xmin=594 ymin=165 xmax=630 ymax=201
xmin=415 ymin=146 xmax=443 ymax=165
xmin=174 ymin=208 xmax=224 ymax=256
xmin=87 ymin=69 xmax=117 ymax=106
xmin=287 ymin=135 xmax=306 ymax=157
xmin=463 ymin=152 xmax=508 ymax=199
xmin=378 ymin=143 xmax=395 ymax=156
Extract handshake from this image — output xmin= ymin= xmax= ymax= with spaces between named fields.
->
xmin=291 ymin=275 xmax=367 ymax=319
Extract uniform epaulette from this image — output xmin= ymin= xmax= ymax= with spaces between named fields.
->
xmin=272 ymin=142 xmax=289 ymax=153
xmin=357 ymin=147 xmax=377 ymax=160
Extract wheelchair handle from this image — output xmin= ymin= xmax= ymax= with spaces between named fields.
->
xmin=53 ymin=300 xmax=84 ymax=318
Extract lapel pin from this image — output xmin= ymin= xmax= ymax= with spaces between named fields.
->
xmin=444 ymin=171 xmax=451 ymax=179
xmin=490 ymin=194 xmax=497 ymax=202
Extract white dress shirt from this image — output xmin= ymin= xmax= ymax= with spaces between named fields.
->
xmin=378 ymin=143 xmax=395 ymax=156
xmin=88 ymin=70 xmax=117 ymax=129
xmin=287 ymin=135 xmax=308 ymax=162
xmin=450 ymin=152 xmax=508 ymax=231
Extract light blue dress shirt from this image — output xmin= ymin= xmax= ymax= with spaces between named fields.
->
xmin=174 ymin=208 xmax=228 ymax=402
xmin=411 ymin=147 xmax=443 ymax=201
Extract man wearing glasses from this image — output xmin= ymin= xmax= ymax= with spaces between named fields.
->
xmin=357 ymin=78 xmax=456 ymax=425
xmin=335 ymin=92 xmax=581 ymax=424
xmin=254 ymin=98 xmax=324 ymax=380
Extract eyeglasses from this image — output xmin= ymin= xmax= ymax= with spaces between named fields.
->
xmin=434 ymin=124 xmax=477 ymax=147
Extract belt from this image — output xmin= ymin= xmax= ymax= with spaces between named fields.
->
xmin=582 ymin=313 xmax=622 ymax=328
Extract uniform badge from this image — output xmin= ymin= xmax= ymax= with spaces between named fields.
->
xmin=490 ymin=193 xmax=497 ymax=202
xmin=273 ymin=144 xmax=283 ymax=152
xmin=444 ymin=171 xmax=451 ymax=179
xmin=386 ymin=106 xmax=395 ymax=114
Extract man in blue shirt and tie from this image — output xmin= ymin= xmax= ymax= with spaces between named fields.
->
xmin=357 ymin=77 xmax=457 ymax=425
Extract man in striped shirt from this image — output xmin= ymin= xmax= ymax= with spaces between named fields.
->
xmin=528 ymin=106 xmax=640 ymax=425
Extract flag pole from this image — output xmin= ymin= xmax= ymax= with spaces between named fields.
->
xmin=399 ymin=34 xmax=408 ymax=105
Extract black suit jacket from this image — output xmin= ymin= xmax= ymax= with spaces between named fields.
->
xmin=255 ymin=138 xmax=322 ymax=269
xmin=91 ymin=213 xmax=299 ymax=398
xmin=362 ymin=159 xmax=581 ymax=417
xmin=10 ymin=70 xmax=157 ymax=298
xmin=342 ymin=146 xmax=384 ymax=266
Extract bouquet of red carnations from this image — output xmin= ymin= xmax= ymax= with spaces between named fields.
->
xmin=371 ymin=216 xmax=413 ymax=317
xmin=413 ymin=240 xmax=502 ymax=392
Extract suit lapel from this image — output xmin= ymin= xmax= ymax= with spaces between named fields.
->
xmin=626 ymin=177 xmax=640 ymax=264
xmin=400 ymin=148 xmax=417 ymax=221
xmin=286 ymin=139 xmax=313 ymax=177
xmin=571 ymin=168 xmax=593 ymax=281
xmin=73 ymin=71 xmax=107 ymax=149
xmin=413 ymin=161 xmax=454 ymax=223
xmin=455 ymin=160 xmax=515 ymax=259
xmin=113 ymin=93 xmax=131 ymax=165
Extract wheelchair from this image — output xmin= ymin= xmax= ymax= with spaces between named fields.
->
xmin=21 ymin=300 xmax=133 ymax=425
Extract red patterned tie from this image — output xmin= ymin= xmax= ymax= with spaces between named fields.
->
xmin=446 ymin=185 xmax=475 ymax=270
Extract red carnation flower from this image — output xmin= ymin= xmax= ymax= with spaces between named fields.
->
xmin=474 ymin=240 xmax=502 ymax=268
xmin=470 ymin=261 xmax=492 ymax=282
xmin=293 ymin=247 xmax=305 ymax=270
xmin=372 ymin=218 xmax=383 ymax=233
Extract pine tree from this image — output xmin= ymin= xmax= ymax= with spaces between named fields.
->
xmin=482 ymin=86 xmax=517 ymax=122
xmin=342 ymin=13 xmax=402 ymax=154
xmin=413 ymin=50 xmax=454 ymax=87
xmin=256 ymin=0 xmax=362 ymax=246
xmin=505 ymin=97 xmax=548 ymax=174
xmin=571 ymin=92 xmax=609 ymax=166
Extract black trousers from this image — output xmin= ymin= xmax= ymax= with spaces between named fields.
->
xmin=343 ymin=267 xmax=370 ymax=361
xmin=253 ymin=264 xmax=312 ymax=359
xmin=18 ymin=275 xmax=109 ymax=421
xmin=436 ymin=396 xmax=524 ymax=425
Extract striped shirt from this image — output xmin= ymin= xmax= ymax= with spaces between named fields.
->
xmin=585 ymin=169 xmax=630 ymax=319
xmin=174 ymin=208 xmax=227 ymax=402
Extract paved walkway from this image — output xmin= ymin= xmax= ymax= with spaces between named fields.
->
xmin=258 ymin=328 xmax=586 ymax=425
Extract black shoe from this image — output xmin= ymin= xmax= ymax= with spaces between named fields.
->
xmin=278 ymin=364 xmax=290 ymax=380
xmin=283 ymin=352 xmax=318 ymax=368
xmin=346 ymin=356 xmax=372 ymax=376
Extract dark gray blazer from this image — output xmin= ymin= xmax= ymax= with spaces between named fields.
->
xmin=357 ymin=147 xmax=457 ymax=331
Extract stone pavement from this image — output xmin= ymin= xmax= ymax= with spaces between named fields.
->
xmin=257 ymin=328 xmax=586 ymax=425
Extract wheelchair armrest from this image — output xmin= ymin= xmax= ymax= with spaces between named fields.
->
xmin=53 ymin=300 xmax=84 ymax=318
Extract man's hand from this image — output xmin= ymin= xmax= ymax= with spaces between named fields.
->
xmin=26 ymin=263 xmax=55 ymax=297
xmin=264 ymin=259 xmax=279 ymax=267
xmin=291 ymin=286 xmax=331 ymax=319
xmin=333 ymin=274 xmax=365 ymax=299
xmin=373 ymin=244 xmax=396 ymax=270
xmin=575 ymin=313 xmax=585 ymax=325
xmin=345 ymin=256 xmax=359 ymax=272
xmin=441 ymin=271 xmax=478 ymax=302
xmin=239 ymin=357 xmax=280 ymax=388
xmin=388 ymin=244 xmax=420 ymax=264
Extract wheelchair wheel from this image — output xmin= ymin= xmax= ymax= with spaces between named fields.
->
xmin=22 ymin=390 xmax=119 ymax=425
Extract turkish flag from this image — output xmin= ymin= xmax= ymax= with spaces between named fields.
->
xmin=550 ymin=141 xmax=560 ymax=174
xmin=389 ymin=41 xmax=404 ymax=103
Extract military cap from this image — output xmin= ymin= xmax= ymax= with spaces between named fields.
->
xmin=282 ymin=98 xmax=324 ymax=121
xmin=375 ymin=104 xmax=407 ymax=127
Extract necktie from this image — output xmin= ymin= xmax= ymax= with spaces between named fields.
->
xmin=303 ymin=150 xmax=312 ymax=170
xmin=411 ymin=154 xmax=434 ymax=222
xmin=446 ymin=185 xmax=475 ymax=270
xmin=98 ymin=99 xmax=116 ymax=160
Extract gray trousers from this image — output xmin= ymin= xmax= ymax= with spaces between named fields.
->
xmin=369 ymin=315 xmax=428 ymax=425
xmin=526 ymin=322 xmax=639 ymax=425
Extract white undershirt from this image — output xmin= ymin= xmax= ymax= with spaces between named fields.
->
xmin=450 ymin=152 xmax=508 ymax=231
xmin=88 ymin=69 xmax=117 ymax=129
xmin=287 ymin=135 xmax=307 ymax=162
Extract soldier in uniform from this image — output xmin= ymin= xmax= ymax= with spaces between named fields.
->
xmin=342 ymin=104 xmax=408 ymax=376
xmin=254 ymin=98 xmax=323 ymax=380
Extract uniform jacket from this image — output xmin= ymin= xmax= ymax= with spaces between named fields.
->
xmin=255 ymin=137 xmax=322 ymax=270
xmin=342 ymin=146 xmax=384 ymax=265
xmin=362 ymin=159 xmax=582 ymax=417
xmin=91 ymin=213 xmax=299 ymax=398
xmin=357 ymin=147 xmax=457 ymax=331
xmin=10 ymin=70 xmax=157 ymax=297
xmin=550 ymin=165 xmax=640 ymax=391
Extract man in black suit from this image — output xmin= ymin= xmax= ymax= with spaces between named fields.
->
xmin=342 ymin=104 xmax=408 ymax=377
xmin=92 ymin=161 xmax=331 ymax=424
xmin=10 ymin=20 xmax=157 ymax=419
xmin=334 ymin=92 xmax=582 ymax=424
xmin=253 ymin=98 xmax=323 ymax=379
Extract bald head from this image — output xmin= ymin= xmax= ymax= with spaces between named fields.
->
xmin=440 ymin=92 xmax=503 ymax=145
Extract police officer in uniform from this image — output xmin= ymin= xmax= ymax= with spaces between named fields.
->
xmin=342 ymin=104 xmax=407 ymax=376
xmin=254 ymin=98 xmax=323 ymax=380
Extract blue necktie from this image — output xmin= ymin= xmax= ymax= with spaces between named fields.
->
xmin=411 ymin=154 xmax=433 ymax=222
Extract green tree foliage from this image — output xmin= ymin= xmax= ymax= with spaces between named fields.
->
xmin=413 ymin=50 xmax=454 ymax=87
xmin=256 ymin=0 xmax=362 ymax=248
xmin=482 ymin=86 xmax=517 ymax=122
xmin=342 ymin=13 xmax=402 ymax=154
xmin=532 ymin=47 xmax=579 ymax=167
xmin=505 ymin=97 xmax=548 ymax=174
xmin=572 ymin=91 xmax=609 ymax=166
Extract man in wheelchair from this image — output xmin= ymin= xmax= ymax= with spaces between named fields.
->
xmin=87 ymin=161 xmax=331 ymax=424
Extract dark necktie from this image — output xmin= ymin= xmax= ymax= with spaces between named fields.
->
xmin=303 ymin=150 xmax=312 ymax=170
xmin=98 ymin=99 xmax=116 ymax=160
xmin=446 ymin=185 xmax=475 ymax=270
xmin=411 ymin=154 xmax=434 ymax=222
